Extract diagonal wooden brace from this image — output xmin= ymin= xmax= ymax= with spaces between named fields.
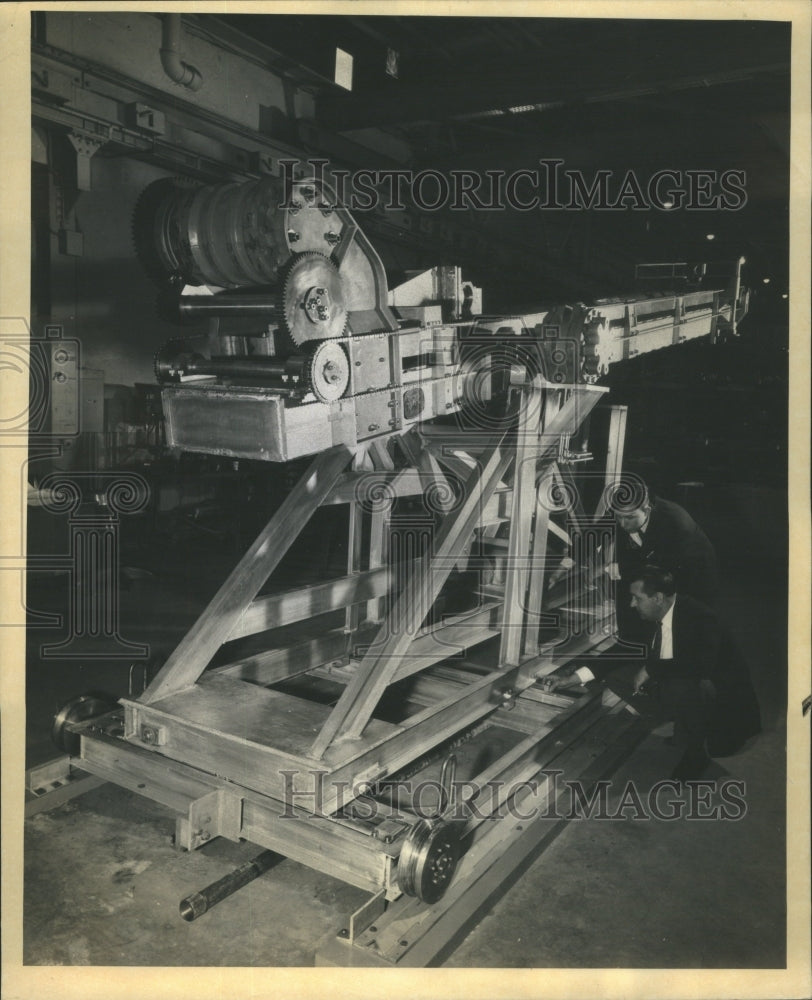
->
xmin=310 ymin=433 xmax=513 ymax=758
xmin=140 ymin=446 xmax=353 ymax=704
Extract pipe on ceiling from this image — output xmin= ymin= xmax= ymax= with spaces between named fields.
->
xmin=160 ymin=14 xmax=203 ymax=91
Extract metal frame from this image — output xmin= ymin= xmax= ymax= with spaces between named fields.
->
xmin=52 ymin=380 xmax=637 ymax=962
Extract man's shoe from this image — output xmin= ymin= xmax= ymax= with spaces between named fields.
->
xmin=670 ymin=748 xmax=711 ymax=782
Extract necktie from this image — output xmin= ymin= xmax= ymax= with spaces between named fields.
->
xmin=650 ymin=621 xmax=662 ymax=660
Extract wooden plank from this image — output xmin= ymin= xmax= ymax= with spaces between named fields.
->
xmin=345 ymin=501 xmax=365 ymax=639
xmin=145 ymin=673 xmax=384 ymax=758
xmin=140 ymin=446 xmax=352 ymax=704
xmin=524 ymin=394 xmax=562 ymax=658
xmin=241 ymin=800 xmax=390 ymax=894
xmin=79 ymin=733 xmax=393 ymax=894
xmin=367 ymin=506 xmax=388 ymax=623
xmin=369 ymin=439 xmax=395 ymax=471
xmin=214 ymin=626 xmax=359 ymax=684
xmin=594 ymin=404 xmax=628 ymax=520
xmin=310 ymin=435 xmax=513 ymax=757
xmin=388 ymin=624 xmax=499 ymax=681
xmin=418 ymin=449 xmax=454 ymax=512
xmin=229 ymin=568 xmax=393 ymax=641
xmin=322 ymin=469 xmax=424 ymax=506
xmin=314 ymin=602 xmax=501 ymax=690
xmin=427 ymin=447 xmax=478 ymax=484
xmin=498 ymin=382 xmax=544 ymax=666
xmin=524 ymin=493 xmax=553 ymax=659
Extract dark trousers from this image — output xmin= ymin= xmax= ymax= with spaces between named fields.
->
xmin=658 ymin=675 xmax=716 ymax=753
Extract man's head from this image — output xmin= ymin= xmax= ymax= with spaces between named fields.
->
xmin=614 ymin=484 xmax=651 ymax=534
xmin=629 ymin=565 xmax=676 ymax=621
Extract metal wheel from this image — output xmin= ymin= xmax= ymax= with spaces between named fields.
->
xmin=398 ymin=818 xmax=460 ymax=903
xmin=304 ymin=341 xmax=350 ymax=402
xmin=279 ymin=252 xmax=347 ymax=346
xmin=52 ymin=691 xmax=120 ymax=755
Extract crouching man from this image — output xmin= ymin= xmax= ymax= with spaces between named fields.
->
xmin=541 ymin=565 xmax=761 ymax=781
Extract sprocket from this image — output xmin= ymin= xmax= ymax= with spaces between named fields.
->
xmin=302 ymin=340 xmax=350 ymax=403
xmin=278 ymin=251 xmax=347 ymax=348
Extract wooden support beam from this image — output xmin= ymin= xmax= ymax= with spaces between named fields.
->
xmin=498 ymin=382 xmax=544 ymax=667
xmin=524 ymin=393 xmax=562 ymax=658
xmin=345 ymin=501 xmax=365 ymax=632
xmin=368 ymin=439 xmax=395 ymax=472
xmin=397 ymin=428 xmax=455 ymax=512
xmin=322 ymin=470 xmax=425 ymax=506
xmin=367 ymin=507 xmax=389 ymax=624
xmin=553 ymin=461 xmax=588 ymax=535
xmin=140 ymin=446 xmax=353 ymax=704
xmin=427 ymin=446 xmax=479 ymax=485
xmin=594 ymin=404 xmax=629 ymax=520
xmin=417 ymin=448 xmax=454 ymax=512
xmin=215 ymin=626 xmax=375 ymax=685
xmin=310 ymin=434 xmax=512 ymax=758
xmin=227 ymin=567 xmax=394 ymax=642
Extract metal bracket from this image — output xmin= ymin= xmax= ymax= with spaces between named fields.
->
xmin=67 ymin=131 xmax=105 ymax=191
xmin=25 ymin=756 xmax=106 ymax=817
xmin=348 ymin=889 xmax=387 ymax=945
xmin=175 ymin=789 xmax=243 ymax=851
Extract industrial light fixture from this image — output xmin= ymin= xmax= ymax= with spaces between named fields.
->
xmin=782 ymin=293 xmax=788 ymax=299
xmin=705 ymin=233 xmax=715 ymax=241
xmin=762 ymin=277 xmax=771 ymax=284
xmin=386 ymin=48 xmax=399 ymax=78
xmin=334 ymin=48 xmax=353 ymax=90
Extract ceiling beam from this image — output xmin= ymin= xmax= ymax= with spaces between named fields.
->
xmin=317 ymin=46 xmax=788 ymax=131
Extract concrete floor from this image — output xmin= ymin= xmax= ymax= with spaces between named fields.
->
xmin=22 ymin=484 xmax=788 ymax=967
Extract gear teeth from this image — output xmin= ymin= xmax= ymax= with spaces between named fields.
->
xmin=302 ymin=340 xmax=350 ymax=403
xmin=277 ymin=251 xmax=347 ymax=349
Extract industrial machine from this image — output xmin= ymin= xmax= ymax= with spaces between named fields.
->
xmin=40 ymin=167 xmax=749 ymax=966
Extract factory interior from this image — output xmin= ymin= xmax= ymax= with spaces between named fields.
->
xmin=4 ymin=7 xmax=810 ymax=986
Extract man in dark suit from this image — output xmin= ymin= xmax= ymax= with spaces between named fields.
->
xmin=612 ymin=485 xmax=719 ymax=642
xmin=542 ymin=566 xmax=761 ymax=781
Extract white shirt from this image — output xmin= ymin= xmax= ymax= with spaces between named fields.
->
xmin=658 ymin=599 xmax=675 ymax=660
xmin=574 ymin=597 xmax=675 ymax=684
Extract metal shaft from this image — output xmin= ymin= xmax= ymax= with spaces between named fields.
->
xmin=179 ymin=849 xmax=279 ymax=921
xmin=181 ymin=356 xmax=294 ymax=379
xmin=178 ymin=294 xmax=278 ymax=318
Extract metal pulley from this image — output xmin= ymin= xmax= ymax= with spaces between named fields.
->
xmin=397 ymin=818 xmax=461 ymax=903
xmin=52 ymin=691 xmax=120 ymax=755
xmin=305 ymin=341 xmax=350 ymax=402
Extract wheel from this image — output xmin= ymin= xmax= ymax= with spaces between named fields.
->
xmin=398 ymin=818 xmax=460 ymax=903
xmin=52 ymin=691 xmax=120 ymax=755
xmin=279 ymin=251 xmax=347 ymax=347
xmin=304 ymin=340 xmax=350 ymax=402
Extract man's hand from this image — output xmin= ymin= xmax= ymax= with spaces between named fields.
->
xmin=632 ymin=666 xmax=650 ymax=696
xmin=539 ymin=666 xmax=584 ymax=692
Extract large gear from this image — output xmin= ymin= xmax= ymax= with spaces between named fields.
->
xmin=278 ymin=252 xmax=347 ymax=348
xmin=303 ymin=340 xmax=350 ymax=403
